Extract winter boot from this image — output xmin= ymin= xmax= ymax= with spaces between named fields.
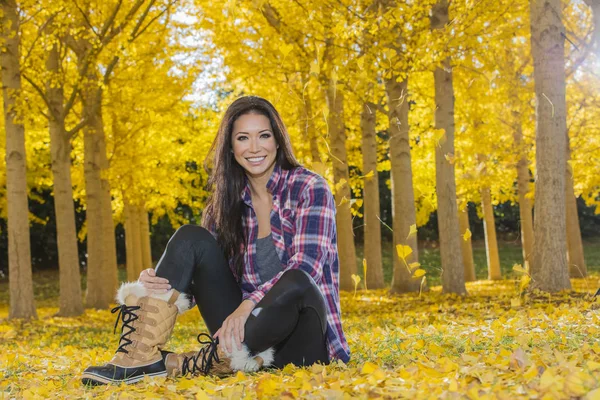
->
xmin=164 ymin=333 xmax=274 ymax=378
xmin=81 ymin=281 xmax=191 ymax=385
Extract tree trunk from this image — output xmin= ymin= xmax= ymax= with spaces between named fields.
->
xmin=326 ymin=78 xmax=357 ymax=291
xmin=529 ymin=0 xmax=571 ymax=292
xmin=124 ymin=203 xmax=136 ymax=282
xmin=47 ymin=44 xmax=83 ymax=316
xmin=100 ymin=153 xmax=118 ymax=294
xmin=565 ymin=134 xmax=586 ymax=277
xmin=299 ymin=73 xmax=321 ymax=165
xmin=139 ymin=206 xmax=153 ymax=271
xmin=124 ymin=202 xmax=143 ymax=281
xmin=481 ymin=187 xmax=501 ymax=280
xmin=431 ymin=0 xmax=466 ymax=294
xmin=459 ymin=206 xmax=476 ymax=282
xmin=385 ymin=77 xmax=421 ymax=293
xmin=81 ymin=62 xmax=117 ymax=308
xmin=1 ymin=0 xmax=37 ymax=319
xmin=360 ymin=99 xmax=384 ymax=289
xmin=513 ymin=123 xmax=534 ymax=266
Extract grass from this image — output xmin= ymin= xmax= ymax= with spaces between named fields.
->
xmin=354 ymin=239 xmax=600 ymax=286
xmin=1 ymin=241 xmax=599 ymax=307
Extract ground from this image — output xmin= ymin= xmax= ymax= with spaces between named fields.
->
xmin=3 ymin=269 xmax=600 ymax=399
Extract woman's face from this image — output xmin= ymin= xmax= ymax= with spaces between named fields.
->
xmin=231 ymin=112 xmax=278 ymax=180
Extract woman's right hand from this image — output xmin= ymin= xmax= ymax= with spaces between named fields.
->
xmin=138 ymin=268 xmax=171 ymax=293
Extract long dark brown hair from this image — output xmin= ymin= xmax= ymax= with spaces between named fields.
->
xmin=202 ymin=96 xmax=300 ymax=278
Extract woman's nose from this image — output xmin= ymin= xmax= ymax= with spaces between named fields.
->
xmin=249 ymin=137 xmax=259 ymax=152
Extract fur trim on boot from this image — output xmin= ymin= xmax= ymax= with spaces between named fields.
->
xmin=226 ymin=344 xmax=275 ymax=372
xmin=115 ymin=281 xmax=192 ymax=314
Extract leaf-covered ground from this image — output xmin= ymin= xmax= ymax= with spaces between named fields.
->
xmin=3 ymin=277 xmax=600 ymax=399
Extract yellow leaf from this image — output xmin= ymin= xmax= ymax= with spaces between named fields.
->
xmin=512 ymin=264 xmax=528 ymax=275
xmin=413 ymin=269 xmax=426 ymax=278
xmin=539 ymin=369 xmax=556 ymax=390
xmin=337 ymin=196 xmax=349 ymax=207
xmin=408 ymin=262 xmax=421 ymax=271
xmin=462 ymin=228 xmax=472 ymax=241
xmin=363 ymin=170 xmax=374 ymax=179
xmin=511 ymin=297 xmax=522 ymax=308
xmin=334 ymin=179 xmax=347 ymax=193
xmin=407 ymin=224 xmax=417 ymax=239
xmin=523 ymin=364 xmax=539 ymax=381
xmin=361 ymin=362 xmax=379 ymax=374
xmin=195 ymin=389 xmax=210 ymax=400
xmin=588 ymin=361 xmax=600 ymax=371
xmin=279 ymin=43 xmax=294 ymax=57
xmin=396 ymin=244 xmax=412 ymax=261
xmin=351 ymin=274 xmax=361 ymax=297
xmin=356 ymin=56 xmax=365 ymax=70
xmin=444 ymin=153 xmax=455 ymax=164
xmin=434 ymin=128 xmax=446 ymax=147
xmin=585 ymin=388 xmax=600 ymax=400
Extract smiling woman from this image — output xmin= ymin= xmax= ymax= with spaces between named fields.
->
xmin=81 ymin=96 xmax=350 ymax=386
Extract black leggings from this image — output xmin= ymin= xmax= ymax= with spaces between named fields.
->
xmin=154 ymin=224 xmax=329 ymax=368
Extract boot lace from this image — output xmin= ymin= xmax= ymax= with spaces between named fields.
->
xmin=111 ymin=304 xmax=141 ymax=354
xmin=182 ymin=333 xmax=221 ymax=375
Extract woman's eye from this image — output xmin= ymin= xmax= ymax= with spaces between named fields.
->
xmin=261 ymin=133 xmax=272 ymax=139
xmin=237 ymin=136 xmax=247 ymax=141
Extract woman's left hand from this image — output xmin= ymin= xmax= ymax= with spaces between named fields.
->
xmin=214 ymin=300 xmax=255 ymax=354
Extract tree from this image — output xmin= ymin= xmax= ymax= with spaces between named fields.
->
xmin=360 ymin=96 xmax=384 ymax=289
xmin=1 ymin=0 xmax=37 ymax=319
xmin=528 ymin=0 xmax=571 ymax=292
xmin=62 ymin=0 xmax=177 ymax=308
xmin=431 ymin=0 xmax=466 ymax=294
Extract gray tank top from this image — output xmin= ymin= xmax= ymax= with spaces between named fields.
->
xmin=255 ymin=234 xmax=282 ymax=283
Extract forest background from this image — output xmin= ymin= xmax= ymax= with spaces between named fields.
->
xmin=2 ymin=0 xmax=600 ymax=398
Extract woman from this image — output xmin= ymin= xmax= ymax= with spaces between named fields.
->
xmin=82 ymin=96 xmax=350 ymax=386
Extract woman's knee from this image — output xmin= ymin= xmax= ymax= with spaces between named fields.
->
xmin=278 ymin=269 xmax=316 ymax=294
xmin=172 ymin=224 xmax=213 ymax=242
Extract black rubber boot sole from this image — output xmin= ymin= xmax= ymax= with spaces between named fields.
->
xmin=81 ymin=358 xmax=167 ymax=386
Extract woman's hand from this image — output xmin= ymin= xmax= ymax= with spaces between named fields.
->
xmin=214 ymin=300 xmax=256 ymax=354
xmin=138 ymin=268 xmax=171 ymax=293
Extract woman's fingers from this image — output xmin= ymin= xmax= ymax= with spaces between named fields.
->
xmin=220 ymin=320 xmax=231 ymax=354
xmin=233 ymin=318 xmax=241 ymax=351
xmin=139 ymin=271 xmax=171 ymax=292
xmin=240 ymin=319 xmax=245 ymax=343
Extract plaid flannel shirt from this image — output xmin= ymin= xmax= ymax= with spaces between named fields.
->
xmin=206 ymin=164 xmax=350 ymax=363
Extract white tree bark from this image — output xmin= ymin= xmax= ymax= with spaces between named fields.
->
xmin=139 ymin=206 xmax=153 ymax=271
xmin=529 ymin=0 xmax=571 ymax=291
xmin=431 ymin=0 xmax=466 ymax=294
xmin=2 ymin=0 xmax=37 ymax=319
xmin=481 ymin=187 xmax=501 ymax=280
xmin=361 ymin=99 xmax=384 ymax=289
xmin=81 ymin=61 xmax=118 ymax=307
xmin=47 ymin=43 xmax=83 ymax=316
xmin=513 ymin=123 xmax=534 ymax=265
xmin=324 ymin=71 xmax=357 ymax=291
xmin=385 ymin=77 xmax=421 ymax=293
xmin=565 ymin=134 xmax=586 ymax=277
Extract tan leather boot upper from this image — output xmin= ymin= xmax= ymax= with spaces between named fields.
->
xmin=110 ymin=291 xmax=180 ymax=368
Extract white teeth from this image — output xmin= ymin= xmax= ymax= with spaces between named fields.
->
xmin=247 ymin=157 xmax=265 ymax=162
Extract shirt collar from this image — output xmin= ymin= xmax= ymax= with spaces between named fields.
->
xmin=241 ymin=163 xmax=283 ymax=206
